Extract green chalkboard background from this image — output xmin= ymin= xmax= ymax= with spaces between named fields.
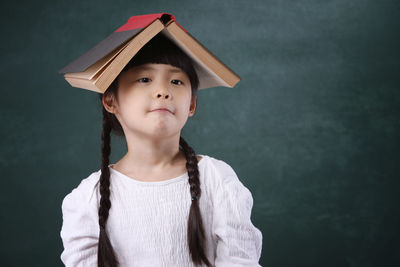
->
xmin=0 ymin=0 xmax=399 ymax=266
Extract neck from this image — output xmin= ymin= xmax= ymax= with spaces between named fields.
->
xmin=118 ymin=132 xmax=184 ymax=173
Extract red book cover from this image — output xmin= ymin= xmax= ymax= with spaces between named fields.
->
xmin=115 ymin=13 xmax=186 ymax=32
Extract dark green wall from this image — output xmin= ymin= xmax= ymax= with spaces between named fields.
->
xmin=1 ymin=0 xmax=399 ymax=266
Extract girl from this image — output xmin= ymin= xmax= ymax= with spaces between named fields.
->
xmin=60 ymin=33 xmax=263 ymax=266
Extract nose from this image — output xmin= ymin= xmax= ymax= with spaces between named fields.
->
xmin=153 ymin=81 xmax=171 ymax=99
xmin=156 ymin=92 xmax=170 ymax=99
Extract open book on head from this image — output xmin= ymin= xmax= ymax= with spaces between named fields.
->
xmin=58 ymin=13 xmax=241 ymax=93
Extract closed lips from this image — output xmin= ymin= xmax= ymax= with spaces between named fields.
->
xmin=152 ymin=108 xmax=172 ymax=113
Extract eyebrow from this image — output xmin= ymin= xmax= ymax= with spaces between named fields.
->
xmin=134 ymin=65 xmax=183 ymax=74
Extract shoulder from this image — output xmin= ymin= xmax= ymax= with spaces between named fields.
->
xmin=62 ymin=169 xmax=101 ymax=207
xmin=200 ymin=154 xmax=255 ymax=210
xmin=199 ymin=154 xmax=242 ymax=188
xmin=200 ymin=154 xmax=238 ymax=177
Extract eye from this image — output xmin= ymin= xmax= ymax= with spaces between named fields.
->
xmin=138 ymin=77 xmax=151 ymax=83
xmin=171 ymin=79 xmax=184 ymax=85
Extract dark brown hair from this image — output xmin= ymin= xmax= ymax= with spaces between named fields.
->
xmin=96 ymin=33 xmax=211 ymax=267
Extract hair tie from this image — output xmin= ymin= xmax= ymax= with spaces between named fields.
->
xmin=191 ymin=196 xmax=198 ymax=201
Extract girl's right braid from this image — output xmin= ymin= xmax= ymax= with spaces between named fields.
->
xmin=97 ymin=105 xmax=119 ymax=267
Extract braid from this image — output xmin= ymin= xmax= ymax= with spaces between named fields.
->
xmin=97 ymin=105 xmax=119 ymax=267
xmin=180 ymin=136 xmax=212 ymax=267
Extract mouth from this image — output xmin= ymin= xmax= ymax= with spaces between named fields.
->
xmin=151 ymin=108 xmax=173 ymax=114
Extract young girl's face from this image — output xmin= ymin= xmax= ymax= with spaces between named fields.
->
xmin=108 ymin=63 xmax=196 ymax=139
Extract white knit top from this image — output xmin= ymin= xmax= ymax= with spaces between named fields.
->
xmin=60 ymin=154 xmax=263 ymax=266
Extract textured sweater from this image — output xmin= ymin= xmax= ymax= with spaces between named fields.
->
xmin=60 ymin=154 xmax=263 ymax=266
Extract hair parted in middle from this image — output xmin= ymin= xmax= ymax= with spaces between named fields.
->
xmin=95 ymin=33 xmax=212 ymax=267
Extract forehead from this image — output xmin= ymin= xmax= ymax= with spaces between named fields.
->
xmin=129 ymin=63 xmax=184 ymax=74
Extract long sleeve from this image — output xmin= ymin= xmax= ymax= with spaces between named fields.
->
xmin=60 ymin=187 xmax=99 ymax=266
xmin=212 ymin=174 xmax=263 ymax=267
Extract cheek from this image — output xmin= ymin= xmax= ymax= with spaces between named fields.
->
xmin=178 ymin=95 xmax=193 ymax=116
xmin=119 ymin=92 xmax=148 ymax=117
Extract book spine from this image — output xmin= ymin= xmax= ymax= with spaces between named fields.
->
xmin=115 ymin=13 xmax=187 ymax=33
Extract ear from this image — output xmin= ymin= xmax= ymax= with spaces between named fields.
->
xmin=102 ymin=93 xmax=118 ymax=114
xmin=188 ymin=95 xmax=197 ymax=117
